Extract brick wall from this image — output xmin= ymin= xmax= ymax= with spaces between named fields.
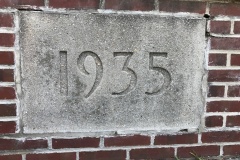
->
xmin=0 ymin=0 xmax=240 ymax=159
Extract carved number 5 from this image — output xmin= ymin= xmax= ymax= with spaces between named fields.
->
xmin=112 ymin=52 xmax=137 ymax=95
xmin=145 ymin=52 xmax=171 ymax=95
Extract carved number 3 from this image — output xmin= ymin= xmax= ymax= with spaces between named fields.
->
xmin=77 ymin=51 xmax=171 ymax=98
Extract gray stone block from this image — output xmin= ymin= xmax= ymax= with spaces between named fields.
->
xmin=19 ymin=11 xmax=206 ymax=133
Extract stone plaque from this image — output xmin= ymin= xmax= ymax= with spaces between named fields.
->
xmin=20 ymin=12 xmax=206 ymax=133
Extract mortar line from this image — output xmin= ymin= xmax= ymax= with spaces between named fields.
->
xmin=207 ymin=97 xmax=240 ymax=101
xmin=0 ymin=47 xmax=15 ymax=51
xmin=99 ymin=0 xmax=105 ymax=9
xmin=0 ymin=82 xmax=15 ymax=86
xmin=224 ymin=85 xmax=228 ymax=98
xmin=44 ymin=0 xmax=49 ymax=7
xmin=154 ymin=0 xmax=159 ymax=11
xmin=226 ymin=53 xmax=231 ymax=67
xmin=0 ymin=117 xmax=18 ymax=121
xmin=99 ymin=137 xmax=104 ymax=148
xmin=230 ymin=20 xmax=235 ymax=34
xmin=209 ymin=50 xmax=240 ymax=54
xmin=222 ymin=115 xmax=227 ymax=128
xmin=0 ymin=100 xmax=17 ymax=104
xmin=205 ymin=2 xmax=210 ymax=15
xmin=0 ymin=28 xmax=15 ymax=33
xmin=126 ymin=149 xmax=130 ymax=160
xmin=208 ymin=66 xmax=240 ymax=70
xmin=76 ymin=152 xmax=79 ymax=160
xmin=205 ymin=112 xmax=240 ymax=116
xmin=211 ymin=33 xmax=240 ymax=38
xmin=220 ymin=145 xmax=224 ymax=156
xmin=0 ymin=65 xmax=15 ymax=69
xmin=14 ymin=11 xmax=23 ymax=134
xmin=22 ymin=154 xmax=26 ymax=160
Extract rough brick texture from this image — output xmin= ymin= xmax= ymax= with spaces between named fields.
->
xmin=105 ymin=0 xmax=154 ymax=11
xmin=0 ymin=87 xmax=16 ymax=99
xmin=205 ymin=116 xmax=223 ymax=127
xmin=158 ymin=0 xmax=206 ymax=14
xmin=207 ymin=101 xmax=240 ymax=112
xmin=26 ymin=153 xmax=76 ymax=160
xmin=130 ymin=148 xmax=174 ymax=159
xmin=210 ymin=3 xmax=240 ymax=17
xmin=0 ymin=69 xmax=14 ymax=82
xmin=79 ymin=150 xmax=126 ymax=160
xmin=0 ymin=155 xmax=22 ymax=160
xmin=0 ymin=34 xmax=15 ymax=47
xmin=105 ymin=135 xmax=150 ymax=147
xmin=224 ymin=145 xmax=240 ymax=156
xmin=0 ymin=121 xmax=16 ymax=133
xmin=210 ymin=21 xmax=231 ymax=34
xmin=49 ymin=0 xmax=100 ymax=9
xmin=0 ymin=104 xmax=16 ymax=116
xmin=52 ymin=137 xmax=100 ymax=149
xmin=0 ymin=139 xmax=48 ymax=150
xmin=208 ymin=70 xmax=240 ymax=82
xmin=211 ymin=38 xmax=240 ymax=50
xmin=0 ymin=0 xmax=44 ymax=8
xmin=226 ymin=116 xmax=240 ymax=127
xmin=154 ymin=133 xmax=198 ymax=145
xmin=0 ymin=52 xmax=14 ymax=65
xmin=177 ymin=146 xmax=220 ymax=158
xmin=228 ymin=86 xmax=240 ymax=97
xmin=234 ymin=21 xmax=240 ymax=34
xmin=0 ymin=13 xmax=14 ymax=27
xmin=202 ymin=131 xmax=240 ymax=143
xmin=209 ymin=54 xmax=227 ymax=66
xmin=231 ymin=54 xmax=240 ymax=66
xmin=208 ymin=85 xmax=225 ymax=97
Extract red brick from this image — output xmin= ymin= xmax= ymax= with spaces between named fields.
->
xmin=27 ymin=153 xmax=75 ymax=160
xmin=0 ymin=0 xmax=44 ymax=8
xmin=207 ymin=101 xmax=240 ymax=112
xmin=205 ymin=116 xmax=223 ymax=127
xmin=234 ymin=21 xmax=240 ymax=34
xmin=228 ymin=86 xmax=240 ymax=97
xmin=210 ymin=21 xmax=231 ymax=34
xmin=52 ymin=137 xmax=99 ymax=149
xmin=49 ymin=0 xmax=100 ymax=9
xmin=224 ymin=145 xmax=240 ymax=156
xmin=0 ymin=69 xmax=14 ymax=82
xmin=159 ymin=0 xmax=206 ymax=14
xmin=105 ymin=135 xmax=150 ymax=147
xmin=210 ymin=3 xmax=240 ymax=17
xmin=226 ymin=116 xmax=240 ymax=127
xmin=202 ymin=131 xmax=240 ymax=143
xmin=0 ymin=13 xmax=14 ymax=27
xmin=105 ymin=0 xmax=154 ymax=11
xmin=209 ymin=54 xmax=227 ymax=66
xmin=231 ymin=54 xmax=240 ymax=66
xmin=154 ymin=133 xmax=197 ymax=145
xmin=130 ymin=148 xmax=174 ymax=159
xmin=177 ymin=146 xmax=220 ymax=158
xmin=0 ymin=121 xmax=16 ymax=133
xmin=0 ymin=104 xmax=16 ymax=116
xmin=0 ymin=52 xmax=14 ymax=65
xmin=208 ymin=85 xmax=225 ymax=97
xmin=0 ymin=87 xmax=16 ymax=99
xmin=0 ymin=34 xmax=14 ymax=47
xmin=80 ymin=150 xmax=126 ymax=160
xmin=0 ymin=138 xmax=47 ymax=150
xmin=208 ymin=70 xmax=240 ymax=82
xmin=0 ymin=155 xmax=22 ymax=160
xmin=211 ymin=37 xmax=240 ymax=50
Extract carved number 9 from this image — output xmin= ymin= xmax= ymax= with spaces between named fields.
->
xmin=77 ymin=51 xmax=103 ymax=98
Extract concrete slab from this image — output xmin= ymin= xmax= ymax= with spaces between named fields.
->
xmin=19 ymin=11 xmax=206 ymax=133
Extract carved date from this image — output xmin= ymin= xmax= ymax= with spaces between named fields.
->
xmin=73 ymin=51 xmax=171 ymax=98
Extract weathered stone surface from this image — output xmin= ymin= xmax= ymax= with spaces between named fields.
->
xmin=19 ymin=11 xmax=206 ymax=133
